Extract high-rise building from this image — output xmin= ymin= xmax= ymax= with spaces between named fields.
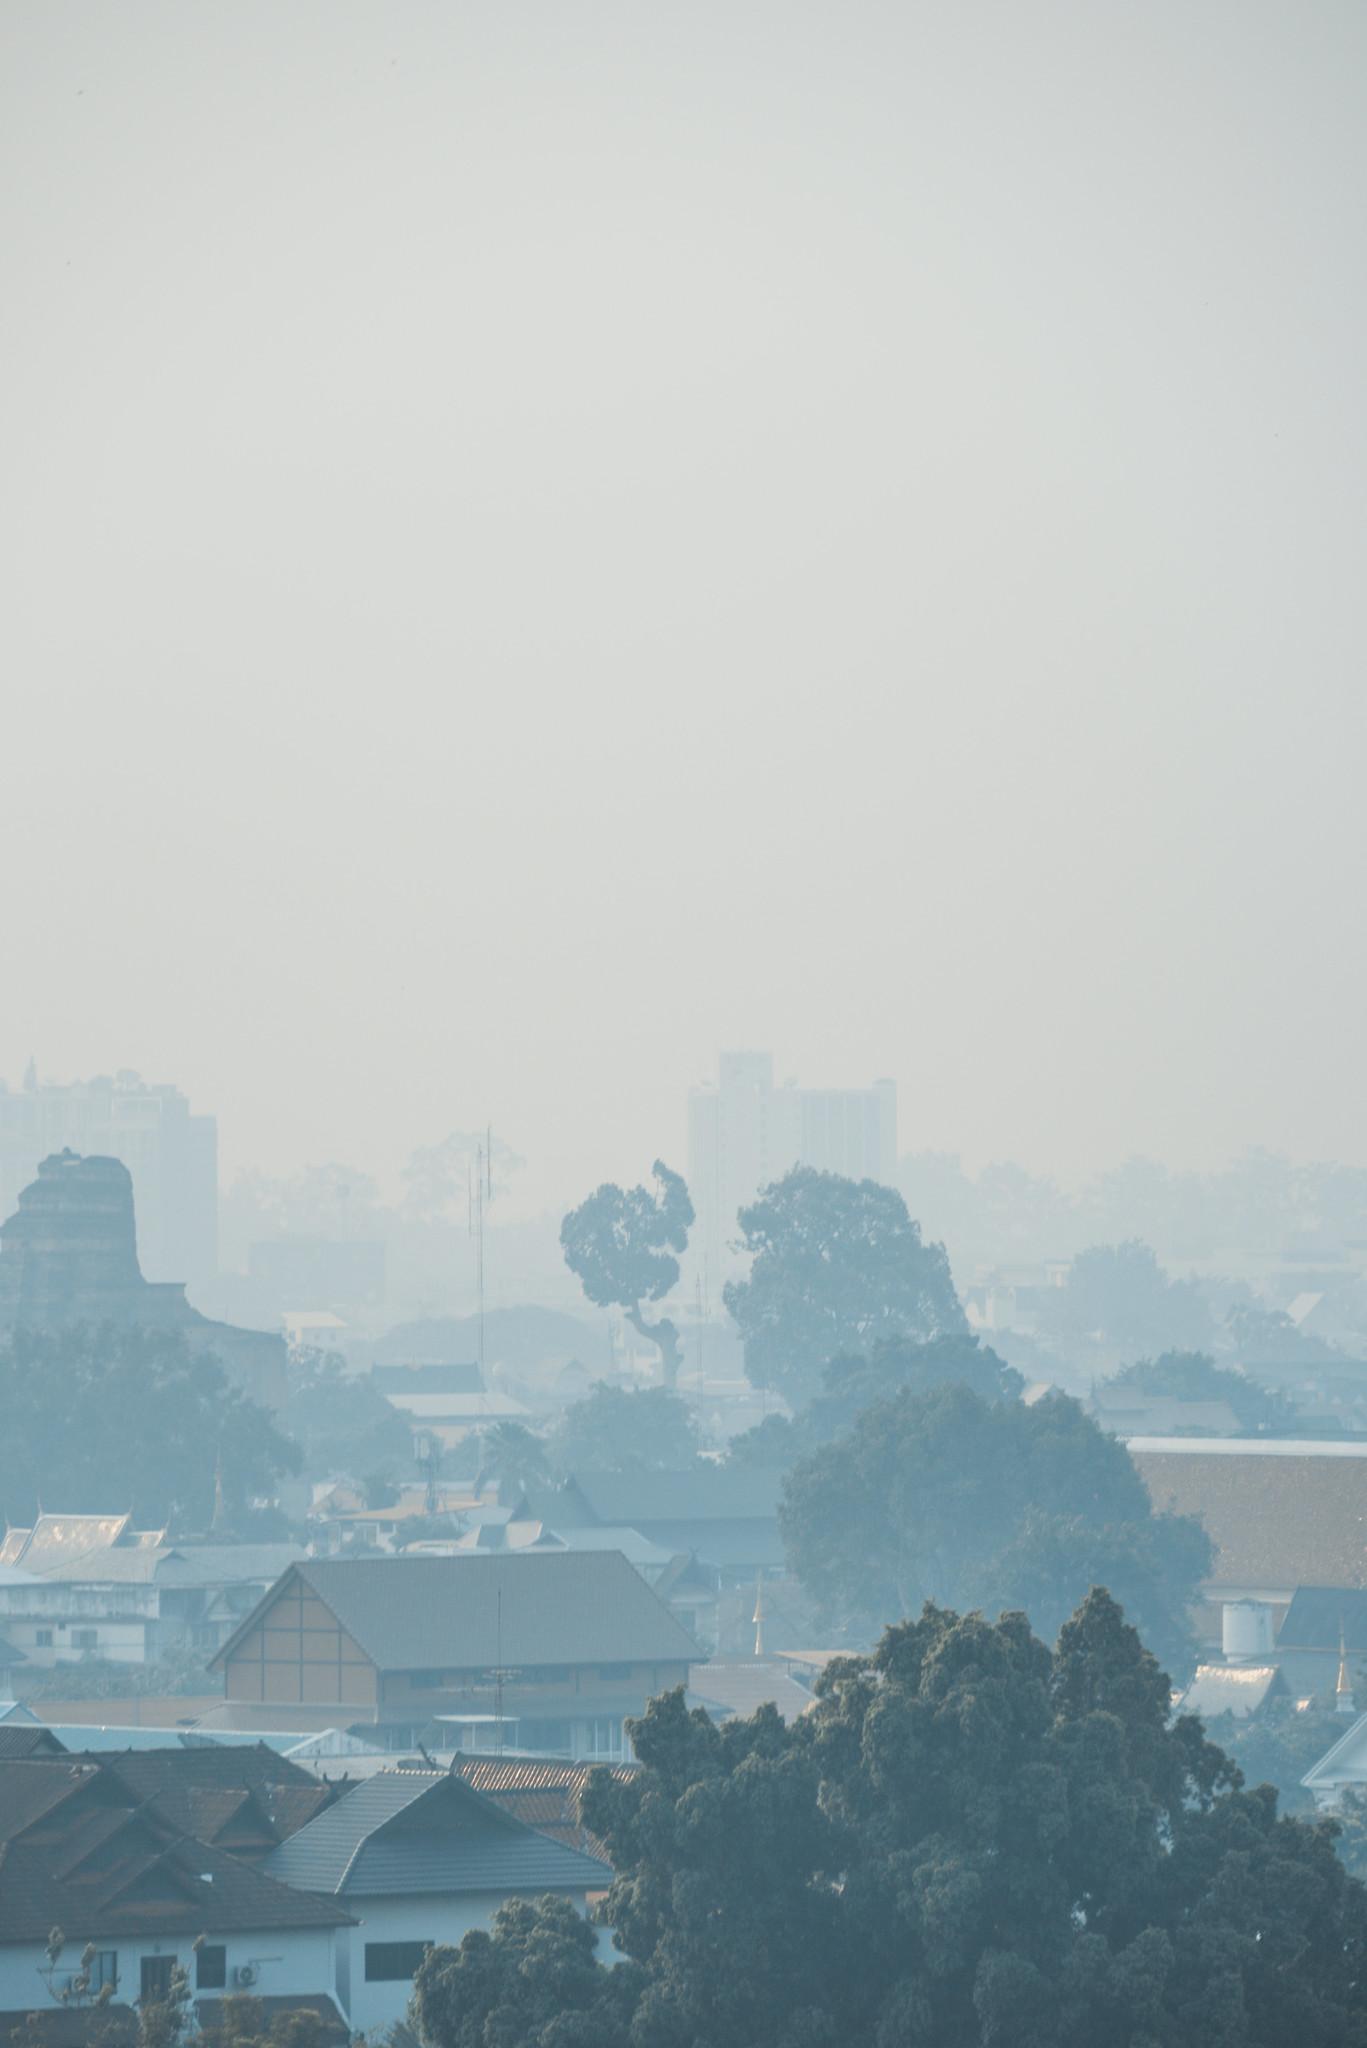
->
xmin=0 ymin=1068 xmax=218 ymax=1295
xmin=686 ymin=1052 xmax=897 ymax=1296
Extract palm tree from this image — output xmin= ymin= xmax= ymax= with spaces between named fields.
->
xmin=475 ymin=1421 xmax=552 ymax=1505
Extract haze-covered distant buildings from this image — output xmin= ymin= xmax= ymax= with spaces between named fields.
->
xmin=687 ymin=1051 xmax=897 ymax=1288
xmin=0 ymin=1151 xmax=284 ymax=1407
xmin=0 ymin=1067 xmax=217 ymax=1294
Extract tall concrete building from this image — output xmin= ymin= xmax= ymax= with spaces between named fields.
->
xmin=687 ymin=1052 xmax=897 ymax=1297
xmin=0 ymin=1068 xmax=218 ymax=1295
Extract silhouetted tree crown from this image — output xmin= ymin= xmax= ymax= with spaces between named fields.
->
xmin=561 ymin=1161 xmax=694 ymax=1386
xmin=723 ymin=1166 xmax=965 ymax=1408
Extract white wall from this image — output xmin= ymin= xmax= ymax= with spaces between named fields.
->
xmin=343 ymin=1890 xmax=590 ymax=2037
xmin=0 ymin=1927 xmax=340 ymax=2018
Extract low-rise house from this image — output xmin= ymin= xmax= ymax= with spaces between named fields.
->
xmin=207 ymin=1551 xmax=697 ymax=1758
xmin=263 ymin=1768 xmax=613 ymax=2034
xmin=0 ymin=1521 xmax=304 ymax=1666
xmin=0 ymin=1755 xmax=353 ymax=2019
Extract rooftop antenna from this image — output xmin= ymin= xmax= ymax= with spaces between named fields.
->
xmin=753 ymin=1571 xmax=766 ymax=1658
xmin=1338 ymin=1619 xmax=1355 ymax=1716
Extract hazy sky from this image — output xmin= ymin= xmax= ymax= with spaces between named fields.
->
xmin=3 ymin=0 xmax=1365 ymax=1207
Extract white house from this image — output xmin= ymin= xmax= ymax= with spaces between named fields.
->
xmin=263 ymin=1768 xmax=613 ymax=2035
xmin=0 ymin=1753 xmax=353 ymax=2021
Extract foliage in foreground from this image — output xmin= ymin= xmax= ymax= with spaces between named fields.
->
xmin=414 ymin=1591 xmax=1367 ymax=2048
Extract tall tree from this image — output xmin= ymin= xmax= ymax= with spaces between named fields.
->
xmin=723 ymin=1167 xmax=965 ymax=1409
xmin=560 ymin=1161 xmax=694 ymax=1386
xmin=404 ymin=1593 xmax=1367 ymax=2048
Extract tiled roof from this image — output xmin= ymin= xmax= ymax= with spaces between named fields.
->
xmin=263 ymin=1769 xmax=612 ymax=1898
xmin=0 ymin=1758 xmax=354 ymax=1942
xmin=216 ymin=1552 xmax=698 ymax=1674
xmin=454 ymin=1759 xmax=635 ymax=1861
xmin=83 ymin=1746 xmax=336 ymax=1856
xmin=1132 ymin=1447 xmax=1367 ymax=1590
xmin=0 ymin=1726 xmax=65 ymax=1757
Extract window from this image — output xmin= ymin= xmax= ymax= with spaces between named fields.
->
xmin=91 ymin=1954 xmax=118 ymax=1992
xmin=364 ymin=1942 xmax=431 ymax=1983
xmin=140 ymin=1957 xmax=176 ymax=2003
xmin=598 ymin=1664 xmax=631 ymax=1681
xmin=73 ymin=1629 xmax=99 ymax=1650
xmin=195 ymin=1947 xmax=227 ymax=1991
xmin=35 ymin=1630 xmax=53 ymax=1647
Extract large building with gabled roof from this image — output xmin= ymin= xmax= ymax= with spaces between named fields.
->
xmin=208 ymin=1552 xmax=697 ymax=1758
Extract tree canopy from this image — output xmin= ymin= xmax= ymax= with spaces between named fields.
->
xmin=560 ymin=1161 xmax=694 ymax=1386
xmin=414 ymin=1591 xmax=1367 ymax=2048
xmin=0 ymin=1323 xmax=298 ymax=1531
xmin=779 ymin=1383 xmax=1210 ymax=1675
xmin=549 ymin=1381 xmax=700 ymax=1474
xmin=723 ymin=1167 xmax=965 ymax=1408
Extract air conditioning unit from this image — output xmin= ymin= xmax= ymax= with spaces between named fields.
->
xmin=233 ymin=1965 xmax=259 ymax=1988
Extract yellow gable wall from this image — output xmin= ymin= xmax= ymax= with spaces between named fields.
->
xmin=224 ymin=1578 xmax=377 ymax=1709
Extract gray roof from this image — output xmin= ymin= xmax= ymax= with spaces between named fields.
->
xmin=264 ymin=1769 xmax=612 ymax=1898
xmin=219 ymin=1552 xmax=698 ymax=1674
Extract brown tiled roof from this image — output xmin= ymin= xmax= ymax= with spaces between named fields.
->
xmin=0 ymin=1758 xmax=353 ymax=1942
xmin=1133 ymin=1448 xmax=1367 ymax=1591
xmin=453 ymin=1759 xmax=636 ymax=1862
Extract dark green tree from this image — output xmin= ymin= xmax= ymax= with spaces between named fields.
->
xmin=560 ymin=1161 xmax=694 ymax=1386
xmin=567 ymin=1594 xmax=1367 ymax=2048
xmin=549 ymin=1381 xmax=700 ymax=1474
xmin=779 ymin=1384 xmax=1209 ymax=1672
xmin=723 ymin=1167 xmax=965 ymax=1409
xmin=412 ymin=1894 xmax=642 ymax=2048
